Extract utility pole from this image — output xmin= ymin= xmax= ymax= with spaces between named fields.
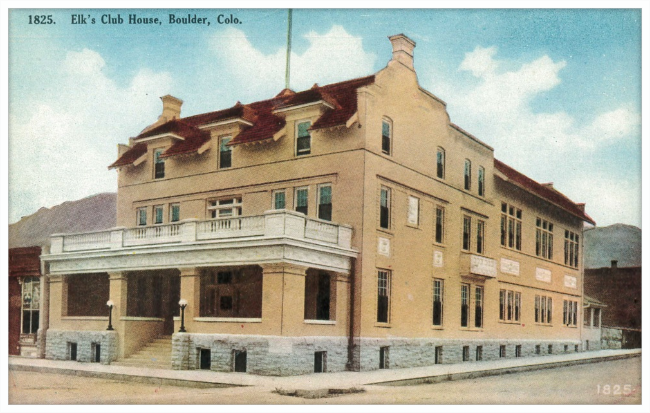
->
xmin=285 ymin=9 xmax=292 ymax=90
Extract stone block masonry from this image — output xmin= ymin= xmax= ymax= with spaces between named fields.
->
xmin=171 ymin=334 xmax=348 ymax=376
xmin=45 ymin=330 xmax=118 ymax=365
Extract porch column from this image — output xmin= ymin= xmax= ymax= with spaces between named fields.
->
xmin=590 ymin=307 xmax=594 ymax=327
xmin=260 ymin=264 xmax=308 ymax=336
xmin=108 ymin=271 xmax=128 ymax=358
xmin=37 ymin=273 xmax=50 ymax=358
xmin=178 ymin=267 xmax=201 ymax=332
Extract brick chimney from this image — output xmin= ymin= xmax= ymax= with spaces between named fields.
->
xmin=389 ymin=34 xmax=416 ymax=70
xmin=611 ymin=260 xmax=618 ymax=270
xmin=159 ymin=94 xmax=183 ymax=123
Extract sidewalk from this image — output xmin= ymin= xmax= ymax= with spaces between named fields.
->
xmin=8 ymin=349 xmax=641 ymax=393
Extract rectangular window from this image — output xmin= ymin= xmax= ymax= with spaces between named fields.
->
xmin=515 ymin=345 xmax=522 ymax=358
xmin=436 ymin=148 xmax=445 ymax=179
xmin=464 ymin=159 xmax=472 ymax=190
xmin=137 ymin=207 xmax=147 ymax=226
xmin=154 ymin=149 xmax=165 ymax=179
xmin=170 ymin=203 xmax=180 ymax=222
xmin=594 ymin=308 xmax=601 ymax=327
xmin=500 ymin=345 xmax=506 ymax=358
xmin=535 ymin=345 xmax=541 ymax=355
xmin=273 ymin=190 xmax=286 ymax=210
xmin=462 ymin=215 xmax=471 ymax=251
xmin=318 ymin=185 xmax=332 ymax=221
xmin=208 ymin=198 xmax=242 ymax=219
xmin=379 ymin=347 xmax=389 ymax=369
xmin=407 ymin=196 xmax=419 ymax=226
xmin=435 ymin=206 xmax=444 ymax=244
xmin=478 ymin=166 xmax=485 ymax=196
xmin=565 ymin=230 xmax=580 ymax=268
xmin=380 ymin=187 xmax=391 ymax=229
xmin=548 ymin=344 xmax=553 ymax=354
xmin=500 ymin=289 xmax=521 ymax=323
xmin=296 ymin=121 xmax=311 ymax=156
xmin=460 ymin=283 xmax=469 ymax=328
xmin=154 ymin=205 xmax=163 ymax=224
xmin=435 ymin=346 xmax=443 ymax=364
xmin=462 ymin=346 xmax=470 ymax=362
xmin=563 ymin=299 xmax=578 ymax=326
xmin=21 ymin=277 xmax=40 ymax=335
xmin=377 ymin=270 xmax=391 ymax=323
xmin=433 ymin=279 xmax=444 ymax=326
xmin=474 ymin=286 xmax=483 ymax=328
xmin=476 ymin=346 xmax=483 ymax=361
xmin=219 ymin=136 xmax=232 ymax=169
xmin=295 ymin=188 xmax=308 ymax=215
xmin=382 ymin=120 xmax=391 ymax=155
xmin=476 ymin=220 xmax=485 ymax=254
xmin=536 ymin=218 xmax=554 ymax=260
xmin=535 ymin=295 xmax=552 ymax=324
xmin=501 ymin=203 xmax=522 ymax=250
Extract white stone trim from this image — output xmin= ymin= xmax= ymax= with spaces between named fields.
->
xmin=192 ymin=317 xmax=262 ymax=323
xmin=61 ymin=316 xmax=108 ymax=321
xmin=119 ymin=317 xmax=164 ymax=322
xmin=304 ymin=320 xmax=336 ymax=325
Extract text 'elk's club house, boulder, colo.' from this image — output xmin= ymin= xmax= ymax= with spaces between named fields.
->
xmin=38 ymin=34 xmax=596 ymax=375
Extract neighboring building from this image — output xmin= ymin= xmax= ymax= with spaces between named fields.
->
xmin=8 ymin=247 xmax=42 ymax=357
xmin=582 ymin=294 xmax=606 ymax=351
xmin=41 ymin=34 xmax=594 ymax=375
xmin=584 ymin=260 xmax=641 ymax=349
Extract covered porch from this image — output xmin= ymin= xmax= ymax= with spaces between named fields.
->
xmin=41 ymin=210 xmax=356 ymax=371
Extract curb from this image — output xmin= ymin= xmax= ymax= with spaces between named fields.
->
xmin=368 ymin=352 xmax=641 ymax=386
xmin=8 ymin=364 xmax=240 ymax=389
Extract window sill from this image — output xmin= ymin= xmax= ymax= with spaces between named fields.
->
xmin=405 ymin=223 xmax=420 ymax=230
xmin=62 ymin=316 xmax=109 ymax=321
xmin=498 ymin=320 xmax=522 ymax=325
xmin=534 ymin=323 xmax=554 ymax=327
xmin=374 ymin=323 xmax=392 ymax=328
xmin=120 ymin=316 xmax=164 ymax=322
xmin=432 ymin=242 xmax=446 ymax=248
xmin=461 ymin=328 xmax=485 ymax=332
xmin=431 ymin=326 xmax=444 ymax=330
xmin=192 ymin=317 xmax=262 ymax=323
xmin=304 ymin=319 xmax=336 ymax=325
xmin=377 ymin=228 xmax=394 ymax=236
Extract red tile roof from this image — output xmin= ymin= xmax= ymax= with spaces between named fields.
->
xmin=109 ymin=75 xmax=375 ymax=167
xmin=109 ymin=142 xmax=147 ymax=169
xmin=494 ymin=159 xmax=595 ymax=225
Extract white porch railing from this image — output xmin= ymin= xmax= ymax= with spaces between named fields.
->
xmin=50 ymin=210 xmax=353 ymax=253
xmin=123 ymin=223 xmax=183 ymax=246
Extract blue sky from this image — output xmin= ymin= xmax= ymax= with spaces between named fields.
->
xmin=6 ymin=6 xmax=644 ymax=228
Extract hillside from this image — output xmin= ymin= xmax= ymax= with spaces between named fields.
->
xmin=583 ymin=223 xmax=641 ymax=269
xmin=9 ymin=193 xmax=117 ymax=249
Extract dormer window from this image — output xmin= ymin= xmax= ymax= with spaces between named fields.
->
xmin=219 ymin=136 xmax=232 ymax=169
xmin=154 ymin=149 xmax=165 ymax=179
xmin=382 ymin=119 xmax=392 ymax=155
xmin=296 ymin=121 xmax=311 ymax=156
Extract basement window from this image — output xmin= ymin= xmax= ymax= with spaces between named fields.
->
xmin=233 ymin=350 xmax=247 ymax=373
xmin=200 ymin=348 xmax=211 ymax=370
xmin=314 ymin=351 xmax=327 ymax=373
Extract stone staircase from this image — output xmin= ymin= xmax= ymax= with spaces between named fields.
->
xmin=112 ymin=336 xmax=172 ymax=370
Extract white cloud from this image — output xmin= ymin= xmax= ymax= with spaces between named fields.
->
xmin=425 ymin=46 xmax=641 ymax=227
xmin=209 ymin=25 xmax=376 ymax=99
xmin=9 ymin=48 xmax=173 ymax=223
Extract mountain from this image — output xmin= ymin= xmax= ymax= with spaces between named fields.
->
xmin=9 ymin=193 xmax=117 ymax=249
xmin=583 ymin=223 xmax=641 ymax=269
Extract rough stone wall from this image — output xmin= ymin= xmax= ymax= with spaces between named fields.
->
xmin=601 ymin=327 xmax=623 ymax=349
xmin=45 ymin=330 xmax=118 ymax=365
xmin=355 ymin=337 xmax=583 ymax=371
xmin=171 ymin=334 xmax=348 ymax=376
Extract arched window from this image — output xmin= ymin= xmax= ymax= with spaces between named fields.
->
xmin=436 ymin=147 xmax=445 ymax=179
xmin=382 ymin=118 xmax=392 ymax=155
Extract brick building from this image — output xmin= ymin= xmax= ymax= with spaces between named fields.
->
xmin=40 ymin=34 xmax=594 ymax=375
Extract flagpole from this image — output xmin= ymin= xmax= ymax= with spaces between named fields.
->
xmin=285 ymin=9 xmax=292 ymax=90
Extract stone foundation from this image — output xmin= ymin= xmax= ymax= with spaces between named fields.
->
xmin=172 ymin=334 xmax=348 ymax=376
xmin=170 ymin=334 xmax=583 ymax=375
xmin=45 ymin=330 xmax=118 ymax=365
xmin=353 ymin=337 xmax=583 ymax=372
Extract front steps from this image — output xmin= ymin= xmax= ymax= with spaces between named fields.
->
xmin=112 ymin=336 xmax=172 ymax=369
